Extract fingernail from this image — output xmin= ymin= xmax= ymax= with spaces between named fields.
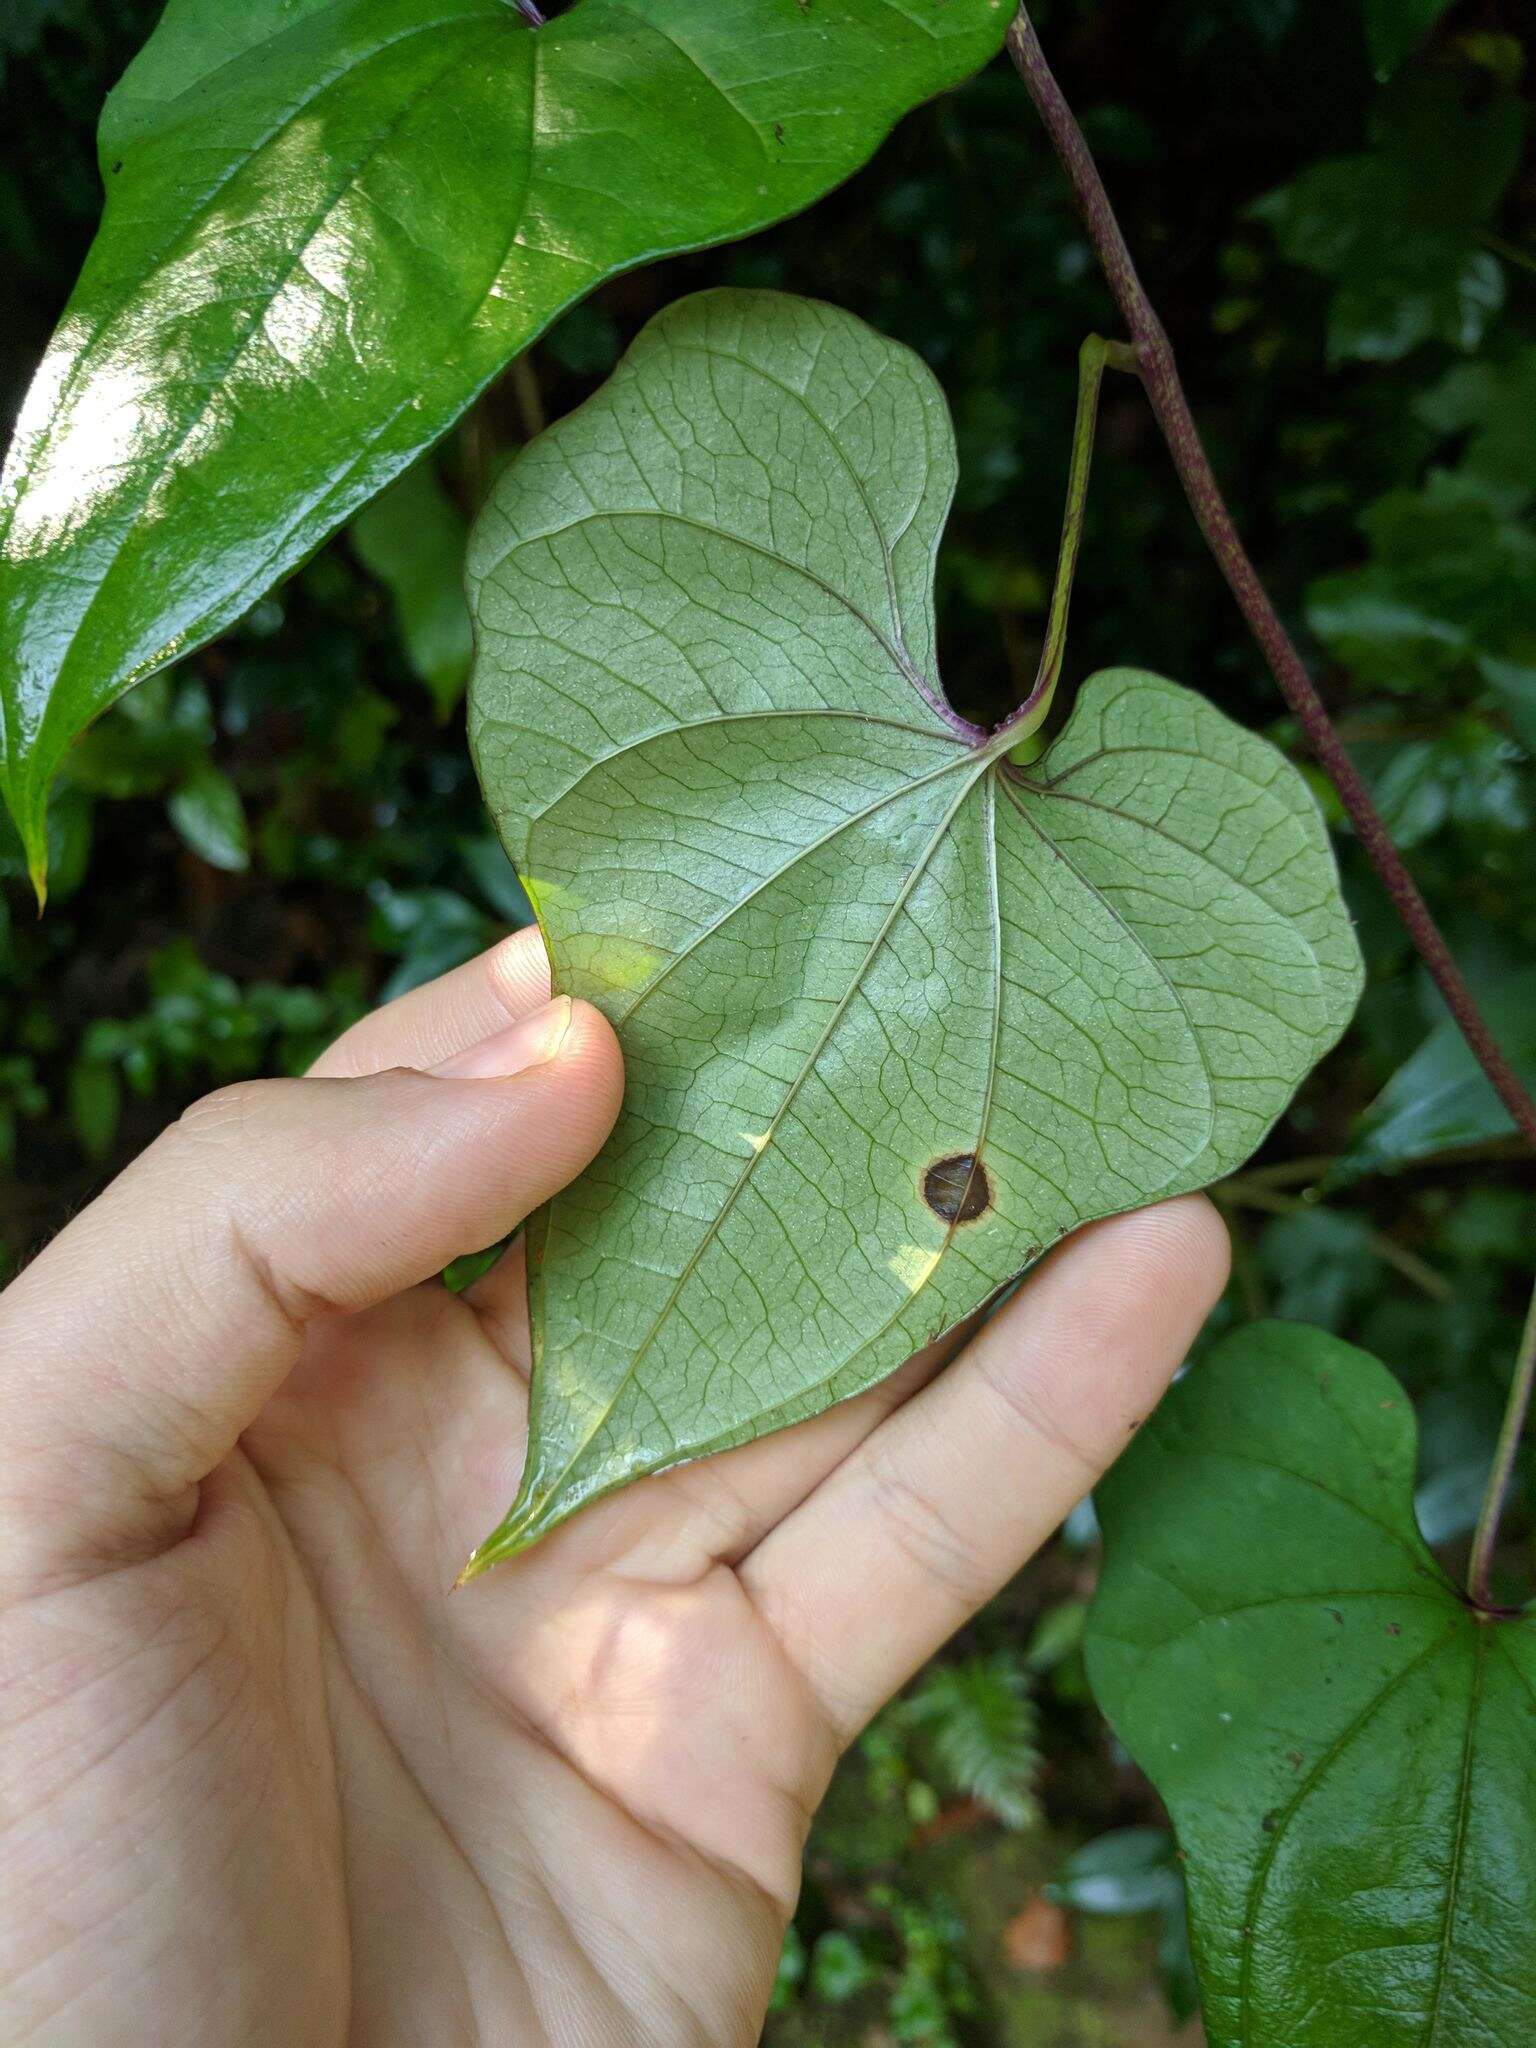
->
xmin=431 ymin=996 xmax=573 ymax=1079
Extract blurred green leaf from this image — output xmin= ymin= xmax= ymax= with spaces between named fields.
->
xmin=1254 ymin=1207 xmax=1377 ymax=1326
xmin=906 ymin=1652 xmax=1042 ymax=1830
xmin=1419 ymin=348 xmax=1536 ymax=515
xmin=1090 ymin=1319 xmax=1536 ymax=2048
xmin=768 ymin=1924 xmax=806 ymax=2013
xmin=810 ymin=1930 xmax=876 ymax=2004
xmin=1366 ymin=719 xmax=1527 ymax=849
xmin=0 ymin=0 xmax=93 ymax=73
xmin=66 ymin=1055 xmax=121 ymax=1159
xmin=1023 ymin=1597 xmax=1088 ymax=1674
xmin=1049 ymin=1829 xmax=1197 ymax=2026
xmin=1413 ymin=1383 xmax=1499 ymax=1546
xmin=1307 ymin=475 xmax=1536 ymax=747
xmin=0 ymin=1054 xmax=47 ymax=1168
xmin=1335 ymin=964 xmax=1536 ymax=1179
xmin=350 ymin=459 xmax=472 ymax=721
xmin=1052 ymin=1828 xmax=1183 ymax=1916
xmin=1255 ymin=74 xmax=1525 ymax=361
xmin=458 ymin=836 xmax=533 ymax=928
xmin=167 ymin=762 xmax=250 ymax=872
xmin=1363 ymin=0 xmax=1456 ymax=80
xmin=367 ymin=880 xmax=496 ymax=999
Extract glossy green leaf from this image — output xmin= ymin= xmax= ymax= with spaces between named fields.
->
xmin=1089 ymin=1318 xmax=1536 ymax=2048
xmin=351 ymin=458 xmax=472 ymax=720
xmin=464 ymin=289 xmax=1363 ymax=1566
xmin=1334 ymin=964 xmax=1536 ymax=1181
xmin=0 ymin=0 xmax=1012 ymax=892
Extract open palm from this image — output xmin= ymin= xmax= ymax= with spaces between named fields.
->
xmin=0 ymin=931 xmax=1226 ymax=2048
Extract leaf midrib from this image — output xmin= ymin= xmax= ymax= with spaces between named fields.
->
xmin=526 ymin=753 xmax=993 ymax=1519
xmin=592 ymin=744 xmax=977 ymax=1028
xmin=1423 ymin=1622 xmax=1487 ymax=2048
xmin=1233 ymin=1622 xmax=1465 ymax=2046
xmin=598 ymin=774 xmax=1011 ymax=1486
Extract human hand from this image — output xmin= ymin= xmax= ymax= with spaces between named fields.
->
xmin=0 ymin=931 xmax=1228 ymax=2047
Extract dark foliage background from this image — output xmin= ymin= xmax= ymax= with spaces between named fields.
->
xmin=4 ymin=2 xmax=1534 ymax=2039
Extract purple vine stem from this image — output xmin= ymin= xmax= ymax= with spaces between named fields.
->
xmin=1005 ymin=6 xmax=1536 ymax=1155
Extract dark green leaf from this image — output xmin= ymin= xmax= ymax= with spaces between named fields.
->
xmin=350 ymin=458 xmax=472 ymax=720
xmin=1364 ymin=0 xmax=1456 ymax=79
xmin=1419 ymin=349 xmax=1536 ymax=516
xmin=1089 ymin=1318 xmax=1536 ymax=2048
xmin=465 ymin=289 xmax=1363 ymax=1564
xmin=67 ymin=1054 xmax=121 ymax=1159
xmin=458 ymin=833 xmax=534 ymax=927
xmin=1306 ymin=476 xmax=1536 ymax=750
xmin=1334 ymin=964 xmax=1536 ymax=1179
xmin=1255 ymin=75 xmax=1525 ymax=362
xmin=0 ymin=0 xmax=1012 ymax=890
xmin=1366 ymin=719 xmax=1528 ymax=850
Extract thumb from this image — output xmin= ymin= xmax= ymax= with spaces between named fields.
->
xmin=0 ymin=997 xmax=621 ymax=1588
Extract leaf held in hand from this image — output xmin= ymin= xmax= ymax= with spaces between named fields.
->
xmin=0 ymin=0 xmax=1012 ymax=890
xmin=465 ymin=289 xmax=1363 ymax=1567
xmin=1088 ymin=1318 xmax=1536 ymax=2048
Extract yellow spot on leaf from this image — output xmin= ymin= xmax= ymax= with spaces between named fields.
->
xmin=889 ymin=1243 xmax=942 ymax=1293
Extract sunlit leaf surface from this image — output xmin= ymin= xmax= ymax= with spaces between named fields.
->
xmin=0 ymin=0 xmax=1011 ymax=886
xmin=465 ymin=290 xmax=1363 ymax=1562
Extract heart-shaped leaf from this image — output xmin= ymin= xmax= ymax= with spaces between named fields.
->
xmin=465 ymin=289 xmax=1363 ymax=1567
xmin=0 ymin=0 xmax=1011 ymax=891
xmin=1088 ymin=1317 xmax=1536 ymax=2048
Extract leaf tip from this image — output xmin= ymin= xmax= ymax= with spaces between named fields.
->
xmin=454 ymin=1490 xmax=557 ymax=1586
xmin=22 ymin=810 xmax=49 ymax=914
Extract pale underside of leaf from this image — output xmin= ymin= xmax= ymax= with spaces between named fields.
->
xmin=466 ymin=289 xmax=1364 ymax=1561
xmin=1089 ymin=1320 xmax=1536 ymax=2048
xmin=0 ymin=0 xmax=1011 ymax=880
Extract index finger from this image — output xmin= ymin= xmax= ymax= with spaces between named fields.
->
xmin=309 ymin=926 xmax=550 ymax=1077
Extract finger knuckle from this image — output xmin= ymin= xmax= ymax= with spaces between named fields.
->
xmin=863 ymin=1444 xmax=989 ymax=1609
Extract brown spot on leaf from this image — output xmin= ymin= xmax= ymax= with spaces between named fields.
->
xmin=923 ymin=1152 xmax=992 ymax=1224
